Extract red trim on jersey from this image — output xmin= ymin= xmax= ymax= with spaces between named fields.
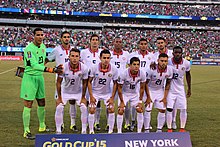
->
xmin=113 ymin=49 xmax=123 ymax=58
xmin=99 ymin=63 xmax=111 ymax=75
xmin=138 ymin=50 xmax=149 ymax=58
xmin=61 ymin=45 xmax=71 ymax=55
xmin=89 ymin=48 xmax=98 ymax=57
xmin=129 ymin=68 xmax=140 ymax=81
xmin=159 ymin=48 xmax=168 ymax=55
xmin=69 ymin=62 xmax=81 ymax=74
xmin=157 ymin=65 xmax=167 ymax=76
xmin=171 ymin=57 xmax=183 ymax=69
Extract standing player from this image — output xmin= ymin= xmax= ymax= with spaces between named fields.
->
xmin=110 ymin=36 xmax=130 ymax=131
xmin=129 ymin=38 xmax=154 ymax=130
xmin=117 ymin=57 xmax=145 ymax=133
xmin=166 ymin=46 xmax=191 ymax=132
xmin=144 ymin=53 xmax=173 ymax=133
xmin=88 ymin=50 xmax=118 ymax=134
xmin=153 ymin=37 xmax=177 ymax=129
xmin=153 ymin=37 xmax=173 ymax=62
xmin=20 ymin=28 xmax=63 ymax=139
xmin=55 ymin=49 xmax=88 ymax=134
xmin=81 ymin=34 xmax=102 ymax=131
xmin=46 ymin=31 xmax=79 ymax=132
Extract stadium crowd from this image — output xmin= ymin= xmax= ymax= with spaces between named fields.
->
xmin=1 ymin=0 xmax=219 ymax=17
xmin=0 ymin=26 xmax=219 ymax=54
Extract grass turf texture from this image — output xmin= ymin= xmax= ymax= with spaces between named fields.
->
xmin=0 ymin=61 xmax=219 ymax=147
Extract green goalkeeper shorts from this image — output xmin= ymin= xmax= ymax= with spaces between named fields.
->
xmin=20 ymin=73 xmax=45 ymax=100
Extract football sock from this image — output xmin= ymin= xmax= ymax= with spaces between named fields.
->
xmin=80 ymin=104 xmax=88 ymax=132
xmin=23 ymin=107 xmax=31 ymax=133
xmin=108 ymin=113 xmax=115 ymax=133
xmin=88 ymin=113 xmax=95 ymax=132
xmin=144 ymin=111 xmax=151 ymax=129
xmin=166 ymin=111 xmax=173 ymax=129
xmin=69 ymin=103 xmax=77 ymax=126
xmin=180 ymin=109 xmax=187 ymax=129
xmin=157 ymin=112 xmax=165 ymax=130
xmin=117 ymin=114 xmax=123 ymax=133
xmin=37 ymin=106 xmax=46 ymax=129
xmin=137 ymin=112 xmax=143 ymax=133
xmin=55 ymin=104 xmax=64 ymax=133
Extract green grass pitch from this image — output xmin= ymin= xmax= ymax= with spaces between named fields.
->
xmin=0 ymin=61 xmax=219 ymax=147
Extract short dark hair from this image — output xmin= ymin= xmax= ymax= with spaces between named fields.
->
xmin=90 ymin=34 xmax=99 ymax=41
xmin=33 ymin=28 xmax=43 ymax=35
xmin=61 ymin=31 xmax=71 ymax=38
xmin=156 ymin=37 xmax=166 ymax=42
xmin=100 ymin=49 xmax=111 ymax=57
xmin=130 ymin=57 xmax=140 ymax=64
xmin=69 ymin=48 xmax=80 ymax=55
xmin=173 ymin=46 xmax=183 ymax=53
xmin=158 ymin=53 xmax=168 ymax=59
xmin=138 ymin=38 xmax=148 ymax=44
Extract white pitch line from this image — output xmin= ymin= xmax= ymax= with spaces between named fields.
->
xmin=0 ymin=67 xmax=16 ymax=75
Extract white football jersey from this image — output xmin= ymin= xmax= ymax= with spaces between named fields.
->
xmin=89 ymin=63 xmax=118 ymax=95
xmin=61 ymin=62 xmax=88 ymax=94
xmin=153 ymin=49 xmax=173 ymax=62
xmin=146 ymin=65 xmax=173 ymax=91
xmin=118 ymin=68 xmax=146 ymax=94
xmin=80 ymin=48 xmax=101 ymax=67
xmin=129 ymin=50 xmax=154 ymax=70
xmin=47 ymin=45 xmax=73 ymax=66
xmin=168 ymin=58 xmax=191 ymax=93
xmin=110 ymin=50 xmax=129 ymax=71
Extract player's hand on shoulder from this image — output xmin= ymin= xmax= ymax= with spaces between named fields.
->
xmin=54 ymin=64 xmax=64 ymax=74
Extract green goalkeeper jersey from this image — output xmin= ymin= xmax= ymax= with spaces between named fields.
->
xmin=23 ymin=42 xmax=46 ymax=75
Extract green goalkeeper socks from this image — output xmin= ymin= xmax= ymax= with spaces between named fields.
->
xmin=37 ymin=106 xmax=46 ymax=129
xmin=23 ymin=107 xmax=31 ymax=133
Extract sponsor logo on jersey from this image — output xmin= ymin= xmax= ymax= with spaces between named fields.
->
xmin=182 ymin=67 xmax=185 ymax=71
xmin=60 ymin=54 xmax=63 ymax=56
xmin=27 ymin=51 xmax=32 ymax=58
xmin=95 ymin=73 xmax=99 ymax=77
xmin=87 ymin=56 xmax=90 ymax=58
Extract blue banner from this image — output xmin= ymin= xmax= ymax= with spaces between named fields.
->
xmin=35 ymin=132 xmax=192 ymax=147
xmin=202 ymin=54 xmax=220 ymax=59
xmin=0 ymin=7 xmax=219 ymax=21
xmin=0 ymin=46 xmax=53 ymax=53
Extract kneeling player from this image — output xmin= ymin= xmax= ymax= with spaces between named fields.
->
xmin=117 ymin=57 xmax=145 ymax=133
xmin=144 ymin=53 xmax=173 ymax=133
xmin=55 ymin=49 xmax=88 ymax=134
xmin=88 ymin=49 xmax=118 ymax=134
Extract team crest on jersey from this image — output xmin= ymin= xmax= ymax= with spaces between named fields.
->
xmin=78 ymin=73 xmax=82 ymax=77
xmin=27 ymin=51 xmax=32 ymax=58
xmin=60 ymin=54 xmax=63 ymax=56
xmin=95 ymin=73 xmax=99 ymax=77
xmin=87 ymin=56 xmax=90 ymax=58
xmin=42 ymin=49 xmax=45 ymax=53
xmin=125 ymin=81 xmax=130 ymax=84
xmin=64 ymin=74 xmax=69 ymax=76
xmin=123 ymin=57 xmax=126 ymax=60
xmin=148 ymin=57 xmax=151 ymax=60
xmin=108 ymin=74 xmax=112 ymax=77
xmin=182 ymin=67 xmax=185 ymax=71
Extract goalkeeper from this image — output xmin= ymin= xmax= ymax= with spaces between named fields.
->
xmin=20 ymin=28 xmax=63 ymax=140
